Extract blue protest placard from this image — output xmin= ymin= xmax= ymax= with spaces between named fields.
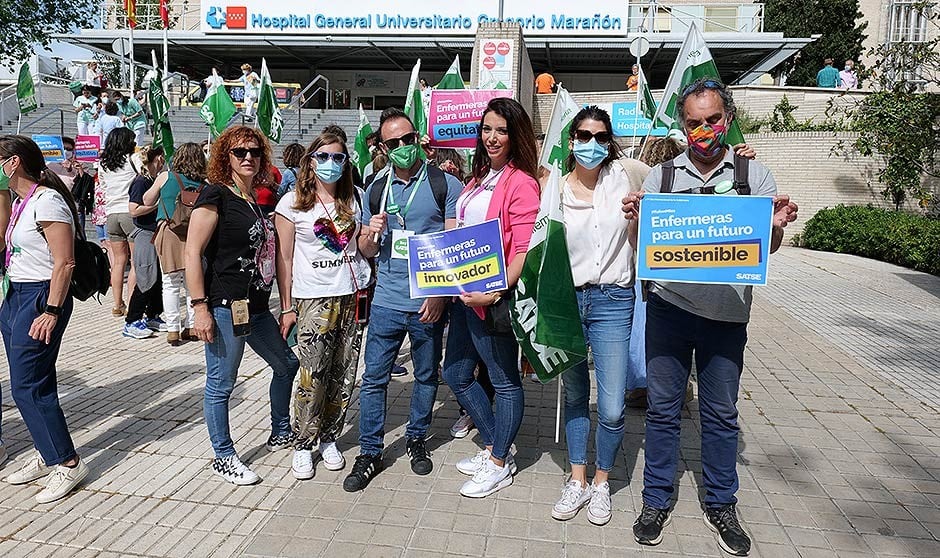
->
xmin=609 ymin=102 xmax=668 ymax=138
xmin=32 ymin=135 xmax=65 ymax=163
xmin=408 ymin=219 xmax=507 ymax=298
xmin=637 ymin=193 xmax=773 ymax=286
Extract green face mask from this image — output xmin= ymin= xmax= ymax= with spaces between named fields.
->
xmin=388 ymin=143 xmax=419 ymax=170
xmin=0 ymin=158 xmax=13 ymax=191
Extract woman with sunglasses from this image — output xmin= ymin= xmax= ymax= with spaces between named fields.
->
xmin=185 ymin=126 xmax=299 ymax=485
xmin=442 ymin=97 xmax=540 ymax=498
xmin=550 ymin=106 xmax=652 ymax=526
xmin=274 ymin=132 xmax=371 ymax=480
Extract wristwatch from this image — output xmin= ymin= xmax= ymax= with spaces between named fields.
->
xmin=43 ymin=304 xmax=63 ymax=316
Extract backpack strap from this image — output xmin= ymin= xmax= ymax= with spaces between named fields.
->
xmin=660 ymin=159 xmax=676 ymax=193
xmin=732 ymin=153 xmax=751 ymax=195
xmin=425 ymin=165 xmax=449 ymax=215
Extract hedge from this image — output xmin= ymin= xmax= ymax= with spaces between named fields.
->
xmin=800 ymin=205 xmax=940 ymax=276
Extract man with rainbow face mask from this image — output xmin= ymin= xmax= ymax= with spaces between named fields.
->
xmin=621 ymin=78 xmax=799 ymax=556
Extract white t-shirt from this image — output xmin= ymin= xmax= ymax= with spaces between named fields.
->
xmin=97 ymin=158 xmax=137 ymax=215
xmin=8 ymin=189 xmax=75 ymax=282
xmin=456 ymin=168 xmax=500 ymax=227
xmin=275 ymin=191 xmax=372 ymax=299
xmin=563 ymin=161 xmax=645 ymax=288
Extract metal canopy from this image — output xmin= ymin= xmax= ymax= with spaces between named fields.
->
xmin=57 ymin=30 xmax=814 ymax=86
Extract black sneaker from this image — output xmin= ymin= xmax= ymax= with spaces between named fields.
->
xmin=634 ymin=504 xmax=672 ymax=545
xmin=343 ymin=454 xmax=384 ymax=492
xmin=265 ymin=431 xmax=295 ymax=452
xmin=705 ymin=504 xmax=751 ymax=556
xmin=406 ymin=437 xmax=433 ymax=476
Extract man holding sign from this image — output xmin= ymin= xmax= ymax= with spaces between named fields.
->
xmin=622 ymin=79 xmax=798 ymax=556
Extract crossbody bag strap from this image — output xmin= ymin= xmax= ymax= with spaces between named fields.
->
xmin=314 ymin=194 xmax=362 ymax=294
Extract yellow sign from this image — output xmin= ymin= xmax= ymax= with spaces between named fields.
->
xmin=645 ymin=243 xmax=760 ymax=268
xmin=415 ymin=255 xmax=501 ymax=288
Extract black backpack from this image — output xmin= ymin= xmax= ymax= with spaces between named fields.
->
xmin=70 ymin=227 xmax=110 ymax=302
xmin=367 ymin=164 xmax=450 ymax=216
xmin=660 ymin=153 xmax=751 ymax=195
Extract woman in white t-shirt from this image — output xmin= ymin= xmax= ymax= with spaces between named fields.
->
xmin=97 ymin=127 xmax=138 ymax=316
xmin=274 ymin=132 xmax=371 ymax=481
xmin=550 ymin=106 xmax=650 ymax=526
xmin=0 ymin=135 xmax=89 ymax=503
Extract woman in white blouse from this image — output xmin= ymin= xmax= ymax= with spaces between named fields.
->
xmin=551 ymin=106 xmax=650 ymax=526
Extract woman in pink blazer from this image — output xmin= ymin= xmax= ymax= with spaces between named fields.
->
xmin=442 ymin=97 xmax=540 ymax=498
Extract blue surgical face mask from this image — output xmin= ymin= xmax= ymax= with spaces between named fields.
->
xmin=573 ymin=138 xmax=609 ymax=170
xmin=314 ymin=159 xmax=344 ymax=184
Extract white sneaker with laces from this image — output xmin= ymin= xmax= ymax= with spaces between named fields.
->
xmin=587 ymin=481 xmax=612 ymax=525
xmin=212 ymin=455 xmax=261 ymax=485
xmin=456 ymin=449 xmax=490 ymax=475
xmin=36 ymin=458 xmax=89 ymax=504
xmin=319 ymin=441 xmax=345 ymax=471
xmin=551 ymin=479 xmax=592 ymax=521
xmin=123 ymin=320 xmax=154 ymax=339
xmin=450 ymin=413 xmax=475 ymax=439
xmin=292 ymin=450 xmax=314 ymax=480
xmin=6 ymin=451 xmax=53 ymax=484
xmin=460 ymin=459 xmax=512 ymax=498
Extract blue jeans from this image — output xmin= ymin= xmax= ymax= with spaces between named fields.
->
xmin=443 ymin=303 xmax=522 ymax=461
xmin=358 ymin=304 xmax=445 ymax=455
xmin=642 ymin=294 xmax=748 ymax=510
xmin=626 ymin=282 xmax=647 ymax=390
xmin=0 ymin=282 xmax=76 ymax=466
xmin=204 ymin=306 xmax=299 ymax=458
xmin=564 ymin=284 xmax=634 ymax=471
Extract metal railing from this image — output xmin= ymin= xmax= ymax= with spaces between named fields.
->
xmin=286 ymin=75 xmax=331 ymax=141
xmin=627 ymin=2 xmax=764 ymax=34
xmin=16 ymin=108 xmax=68 ymax=137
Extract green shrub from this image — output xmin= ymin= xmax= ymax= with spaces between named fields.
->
xmin=801 ymin=205 xmax=940 ymax=275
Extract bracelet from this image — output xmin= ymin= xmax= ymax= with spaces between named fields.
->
xmin=279 ymin=307 xmax=297 ymax=316
xmin=43 ymin=304 xmax=63 ymax=316
xmin=190 ymin=297 xmax=209 ymax=308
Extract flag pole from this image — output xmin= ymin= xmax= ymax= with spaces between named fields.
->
xmin=128 ymin=25 xmax=136 ymax=97
xmin=163 ymin=27 xmax=169 ymax=95
xmin=555 ymin=379 xmax=562 ymax=444
xmin=16 ymin=114 xmax=21 ymax=135
xmin=631 ymin=60 xmax=642 ymax=155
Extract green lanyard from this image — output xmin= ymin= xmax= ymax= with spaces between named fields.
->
xmin=385 ymin=164 xmax=427 ymax=228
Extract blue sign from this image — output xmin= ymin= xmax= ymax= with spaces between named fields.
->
xmin=637 ymin=193 xmax=773 ymax=286
xmin=609 ymin=102 xmax=668 ymax=138
xmin=32 ymin=135 xmax=65 ymax=163
xmin=408 ymin=219 xmax=507 ymax=298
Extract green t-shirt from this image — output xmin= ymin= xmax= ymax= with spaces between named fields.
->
xmin=73 ymin=95 xmax=97 ymax=123
xmin=120 ymin=98 xmax=147 ymax=131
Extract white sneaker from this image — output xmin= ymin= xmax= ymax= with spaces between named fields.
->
xmin=460 ymin=459 xmax=512 ymax=498
xmin=587 ymin=481 xmax=612 ymax=525
xmin=319 ymin=441 xmax=345 ymax=471
xmin=122 ymin=320 xmax=154 ymax=339
xmin=551 ymin=479 xmax=592 ymax=521
xmin=450 ymin=413 xmax=475 ymax=438
xmin=211 ymin=455 xmax=261 ymax=485
xmin=36 ymin=458 xmax=89 ymax=504
xmin=291 ymin=450 xmax=314 ymax=480
xmin=6 ymin=451 xmax=53 ymax=484
xmin=456 ymin=449 xmax=518 ymax=476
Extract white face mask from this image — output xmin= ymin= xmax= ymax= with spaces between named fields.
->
xmin=101 ymin=96 xmax=110 ymax=104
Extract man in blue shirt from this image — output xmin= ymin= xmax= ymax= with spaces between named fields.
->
xmin=345 ymin=108 xmax=463 ymax=492
xmin=816 ymin=57 xmax=840 ymax=88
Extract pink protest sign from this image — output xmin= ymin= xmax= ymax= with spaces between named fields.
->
xmin=74 ymin=135 xmax=100 ymax=162
xmin=428 ymin=89 xmax=513 ymax=149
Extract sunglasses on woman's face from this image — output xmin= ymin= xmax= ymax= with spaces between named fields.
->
xmin=230 ymin=147 xmax=263 ymax=159
xmin=383 ymin=132 xmax=418 ymax=150
xmin=574 ymin=130 xmax=612 ymax=144
xmin=310 ymin=151 xmax=348 ymax=165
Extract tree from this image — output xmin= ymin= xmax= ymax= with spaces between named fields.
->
xmin=765 ymin=0 xmax=868 ymax=87
xmin=0 ymin=1 xmax=96 ymax=69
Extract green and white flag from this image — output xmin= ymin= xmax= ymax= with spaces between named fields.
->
xmin=538 ymin=86 xmax=580 ymax=172
xmin=651 ymin=23 xmax=744 ymax=145
xmin=148 ymin=53 xmax=174 ymax=160
xmin=351 ymin=104 xmax=373 ymax=175
xmin=200 ymin=68 xmax=236 ymax=137
xmin=510 ymin=164 xmax=588 ymax=383
xmin=16 ymin=63 xmax=37 ymax=115
xmin=638 ymin=65 xmax=658 ymax=123
xmin=436 ymin=56 xmax=464 ymax=89
xmin=403 ymin=59 xmax=427 ymax=137
xmin=256 ymin=58 xmax=283 ymax=144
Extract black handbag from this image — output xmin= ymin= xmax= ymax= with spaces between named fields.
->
xmin=483 ymin=296 xmax=513 ymax=335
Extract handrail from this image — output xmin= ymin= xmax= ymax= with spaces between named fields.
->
xmin=293 ymin=75 xmax=331 ymax=141
xmin=13 ymin=108 xmax=68 ymax=137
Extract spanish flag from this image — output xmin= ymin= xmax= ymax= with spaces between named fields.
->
xmin=125 ymin=0 xmax=137 ymax=29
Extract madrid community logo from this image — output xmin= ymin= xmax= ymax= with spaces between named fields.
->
xmin=206 ymin=6 xmax=248 ymax=29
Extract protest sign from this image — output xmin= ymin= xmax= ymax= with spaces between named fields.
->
xmin=597 ymin=101 xmax=669 ymax=138
xmin=74 ymin=135 xmax=101 ymax=162
xmin=32 ymin=135 xmax=65 ymax=163
xmin=408 ymin=219 xmax=507 ymax=298
xmin=427 ymin=89 xmax=513 ymax=149
xmin=637 ymin=193 xmax=773 ymax=286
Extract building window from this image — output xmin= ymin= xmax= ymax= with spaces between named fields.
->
xmin=628 ymin=6 xmax=672 ymax=33
xmin=704 ymin=7 xmax=738 ymax=32
xmin=888 ymin=0 xmax=930 ymax=43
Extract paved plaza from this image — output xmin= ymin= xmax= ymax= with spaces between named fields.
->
xmin=0 ymin=247 xmax=937 ymax=558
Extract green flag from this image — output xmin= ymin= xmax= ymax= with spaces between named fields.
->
xmin=200 ymin=69 xmax=236 ymax=137
xmin=651 ymin=23 xmax=744 ymax=145
xmin=538 ymin=86 xmax=580 ymax=172
xmin=148 ymin=63 xmax=175 ymax=160
xmin=510 ymin=165 xmax=588 ymax=383
xmin=403 ymin=59 xmax=427 ymax=137
xmin=256 ymin=58 xmax=283 ymax=144
xmin=638 ymin=65 xmax=659 ymax=123
xmin=436 ymin=56 xmax=464 ymax=89
xmin=16 ymin=63 xmax=38 ymax=115
xmin=351 ymin=104 xmax=373 ymax=176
